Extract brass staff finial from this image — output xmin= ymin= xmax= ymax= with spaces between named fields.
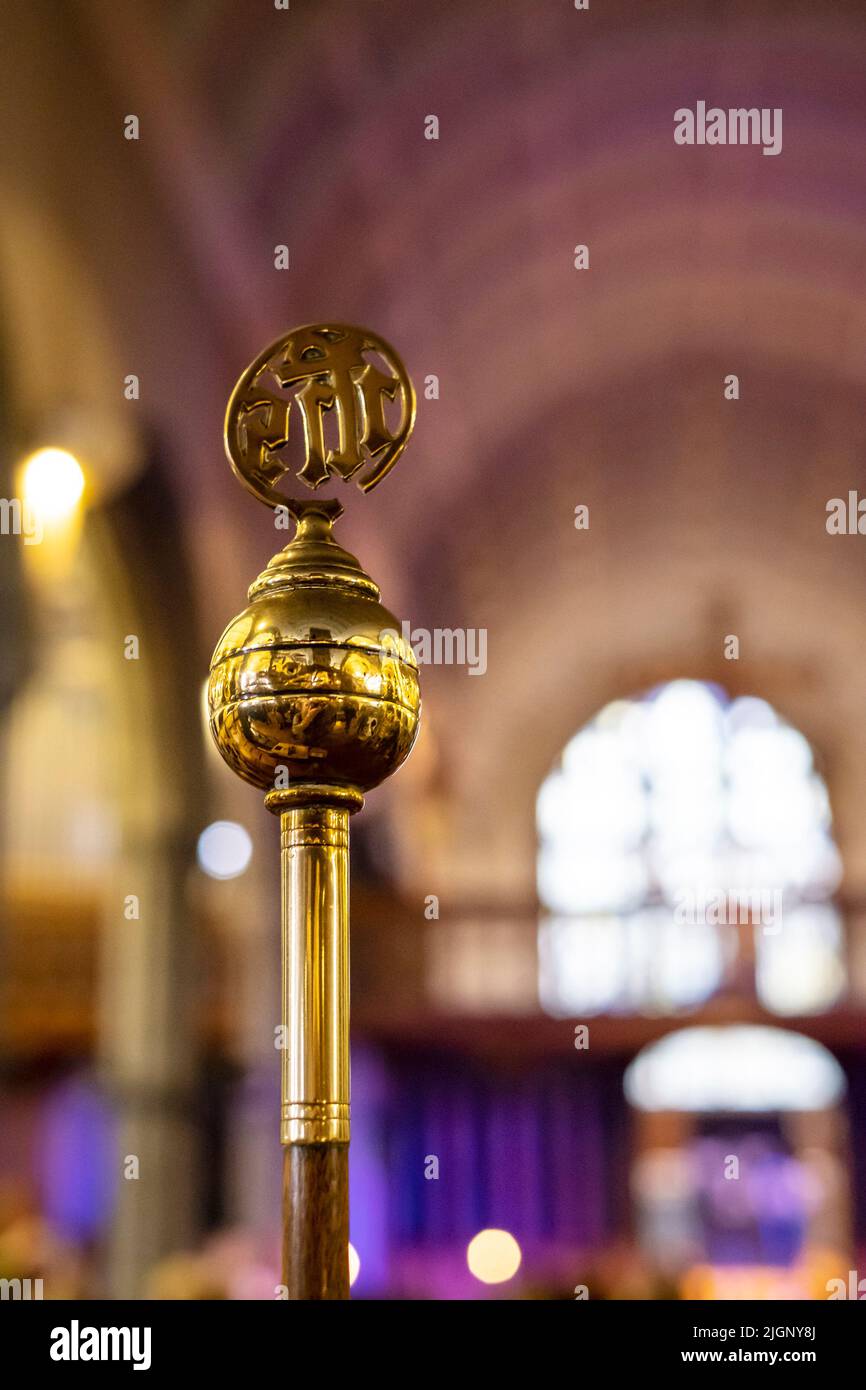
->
xmin=208 ymin=324 xmax=421 ymax=1299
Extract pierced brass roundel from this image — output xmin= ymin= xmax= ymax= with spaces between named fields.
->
xmin=224 ymin=322 xmax=416 ymax=508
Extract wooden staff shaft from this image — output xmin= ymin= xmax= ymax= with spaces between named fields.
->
xmin=282 ymin=1146 xmax=349 ymax=1298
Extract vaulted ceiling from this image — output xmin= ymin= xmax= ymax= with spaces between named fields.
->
xmin=3 ymin=0 xmax=866 ymax=899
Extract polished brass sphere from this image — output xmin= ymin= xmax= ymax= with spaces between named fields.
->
xmin=207 ymin=500 xmax=420 ymax=795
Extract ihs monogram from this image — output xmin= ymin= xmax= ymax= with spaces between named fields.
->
xmin=225 ymin=323 xmax=416 ymax=507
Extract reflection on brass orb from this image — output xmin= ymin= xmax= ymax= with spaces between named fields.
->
xmin=207 ymin=498 xmax=421 ymax=795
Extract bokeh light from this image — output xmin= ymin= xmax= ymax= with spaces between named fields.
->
xmin=21 ymin=447 xmax=85 ymax=524
xmin=625 ymin=1026 xmax=846 ymax=1113
xmin=466 ymin=1228 xmax=522 ymax=1284
xmin=196 ymin=821 xmax=253 ymax=880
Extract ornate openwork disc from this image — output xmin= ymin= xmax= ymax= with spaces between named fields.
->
xmin=224 ymin=323 xmax=416 ymax=507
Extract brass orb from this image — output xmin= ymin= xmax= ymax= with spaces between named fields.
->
xmin=207 ymin=500 xmax=420 ymax=795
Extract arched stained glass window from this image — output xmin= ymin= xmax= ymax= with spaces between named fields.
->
xmin=537 ymin=681 xmax=844 ymax=1017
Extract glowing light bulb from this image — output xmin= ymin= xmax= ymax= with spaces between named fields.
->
xmin=466 ymin=1229 xmax=522 ymax=1285
xmin=21 ymin=447 xmax=85 ymax=525
xmin=348 ymin=1243 xmax=360 ymax=1288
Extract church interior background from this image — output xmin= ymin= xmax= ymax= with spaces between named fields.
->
xmin=3 ymin=0 xmax=866 ymax=1300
